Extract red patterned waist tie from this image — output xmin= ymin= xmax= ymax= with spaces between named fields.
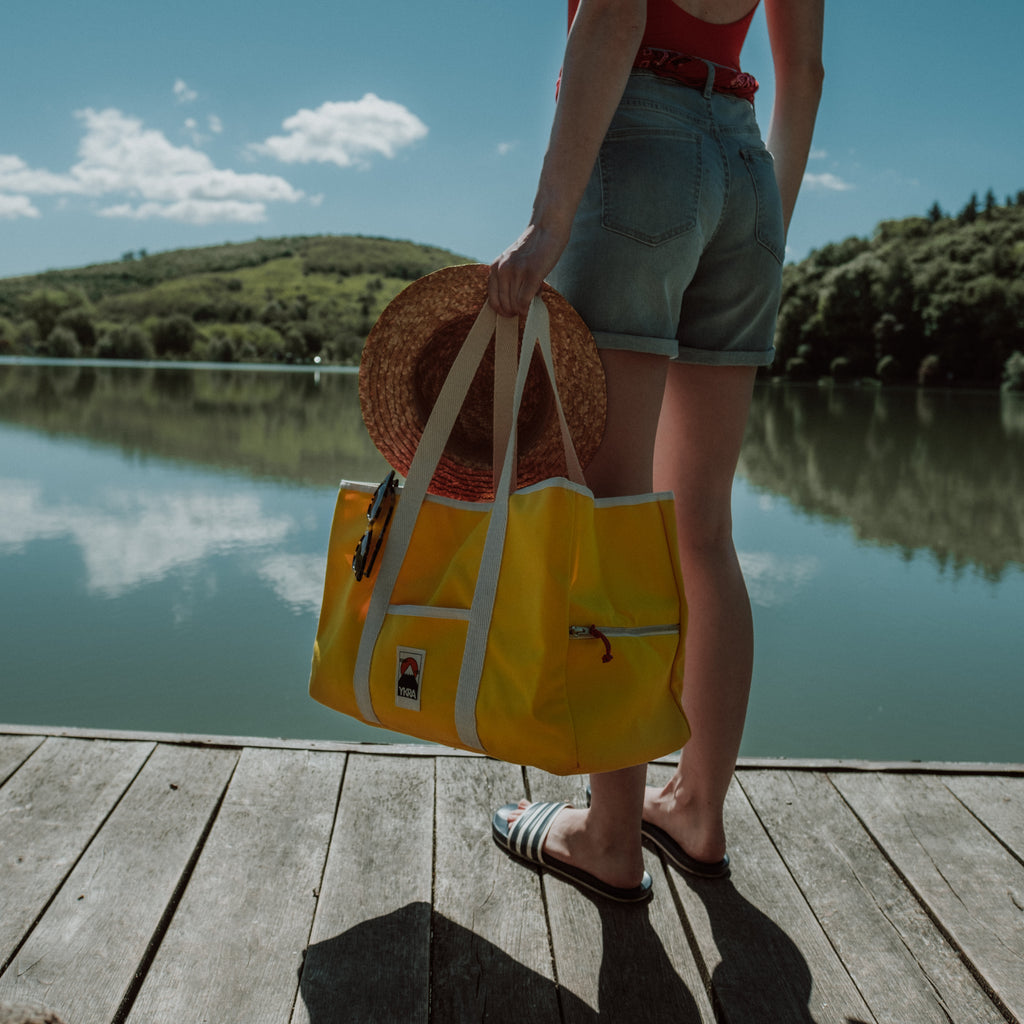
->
xmin=633 ymin=47 xmax=759 ymax=102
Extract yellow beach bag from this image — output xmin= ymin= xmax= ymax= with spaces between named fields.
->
xmin=309 ymin=298 xmax=690 ymax=775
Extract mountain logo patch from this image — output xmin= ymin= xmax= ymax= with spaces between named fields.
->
xmin=395 ymin=647 xmax=425 ymax=711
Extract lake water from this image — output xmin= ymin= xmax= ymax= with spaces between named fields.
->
xmin=1 ymin=360 xmax=1022 ymax=762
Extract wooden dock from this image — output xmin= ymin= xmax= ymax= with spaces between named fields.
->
xmin=1 ymin=725 xmax=1022 ymax=1024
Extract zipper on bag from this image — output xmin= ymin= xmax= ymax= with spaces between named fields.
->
xmin=568 ymin=623 xmax=681 ymax=663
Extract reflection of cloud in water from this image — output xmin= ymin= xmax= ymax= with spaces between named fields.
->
xmin=739 ymin=551 xmax=820 ymax=607
xmin=0 ymin=478 xmax=294 ymax=597
xmin=0 ymin=480 xmax=66 ymax=547
xmin=258 ymin=553 xmax=326 ymax=616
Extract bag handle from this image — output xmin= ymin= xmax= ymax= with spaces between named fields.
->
xmin=353 ymin=296 xmax=585 ymax=732
xmin=409 ymin=307 xmax=584 ymax=493
xmin=453 ymin=297 xmax=572 ymax=749
xmin=492 ymin=313 xmax=517 ymax=494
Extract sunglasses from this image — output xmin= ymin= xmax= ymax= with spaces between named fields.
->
xmin=352 ymin=471 xmax=398 ymax=581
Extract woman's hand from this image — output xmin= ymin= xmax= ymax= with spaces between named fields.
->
xmin=487 ymin=219 xmax=571 ymax=318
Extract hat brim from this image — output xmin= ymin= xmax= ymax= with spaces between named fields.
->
xmin=359 ymin=264 xmax=606 ymax=501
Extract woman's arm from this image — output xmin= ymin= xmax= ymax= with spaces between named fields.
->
xmin=488 ymin=0 xmax=646 ymax=317
xmin=763 ymin=0 xmax=825 ymax=235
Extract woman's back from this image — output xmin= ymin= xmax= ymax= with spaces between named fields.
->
xmin=567 ymin=0 xmax=761 ymax=70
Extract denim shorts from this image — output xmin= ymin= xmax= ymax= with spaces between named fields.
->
xmin=550 ymin=68 xmax=785 ymax=366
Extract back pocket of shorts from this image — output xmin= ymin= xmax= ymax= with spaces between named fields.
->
xmin=741 ymin=146 xmax=785 ymax=264
xmin=599 ymin=128 xmax=701 ymax=247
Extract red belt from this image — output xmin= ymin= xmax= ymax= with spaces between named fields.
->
xmin=633 ymin=47 xmax=759 ymax=102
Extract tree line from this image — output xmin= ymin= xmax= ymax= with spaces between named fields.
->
xmin=2 ymin=204 xmax=1023 ymax=389
xmin=773 ymin=190 xmax=1024 ymax=391
xmin=0 ymin=235 xmax=471 ymax=366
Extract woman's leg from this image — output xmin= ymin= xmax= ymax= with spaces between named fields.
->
xmin=647 ymin=362 xmax=757 ymax=863
xmin=506 ymin=348 xmax=669 ymax=888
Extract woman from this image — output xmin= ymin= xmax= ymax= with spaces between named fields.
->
xmin=487 ymin=0 xmax=823 ymax=901
xmin=489 ymin=0 xmax=824 ymax=901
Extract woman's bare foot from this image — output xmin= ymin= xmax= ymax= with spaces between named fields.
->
xmin=643 ymin=784 xmax=727 ymax=865
xmin=502 ymin=799 xmax=646 ymax=890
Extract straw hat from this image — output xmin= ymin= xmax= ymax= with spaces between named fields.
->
xmin=359 ymin=263 xmax=606 ymax=501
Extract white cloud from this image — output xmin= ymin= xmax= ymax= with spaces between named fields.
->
xmin=0 ymin=154 xmax=78 ymax=195
xmin=0 ymin=193 xmax=40 ymax=218
xmin=803 ymin=171 xmax=855 ymax=192
xmin=174 ymin=78 xmax=198 ymax=104
xmin=74 ymin=108 xmax=301 ymax=201
xmin=208 ymin=114 xmax=223 ymax=134
xmin=183 ymin=116 xmax=203 ymax=145
xmin=253 ymin=93 xmax=427 ymax=168
xmin=98 ymin=199 xmax=268 ymax=223
xmin=809 ymin=148 xmax=828 ymax=160
xmin=496 ymin=141 xmax=517 ymax=156
xmin=0 ymin=108 xmax=304 ymax=225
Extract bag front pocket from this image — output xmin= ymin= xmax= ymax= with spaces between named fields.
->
xmin=368 ymin=606 xmax=471 ymax=749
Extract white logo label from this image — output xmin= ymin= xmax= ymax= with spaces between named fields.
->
xmin=395 ymin=647 xmax=425 ymax=711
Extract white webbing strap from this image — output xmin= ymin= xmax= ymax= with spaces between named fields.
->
xmin=532 ymin=309 xmax=586 ymax=486
xmin=492 ymin=314 xmax=518 ymax=494
xmin=353 ymin=303 xmax=502 ymax=723
xmin=453 ymin=297 xmax=570 ymax=749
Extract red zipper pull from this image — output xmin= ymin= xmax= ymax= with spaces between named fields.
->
xmin=587 ymin=625 xmax=614 ymax=663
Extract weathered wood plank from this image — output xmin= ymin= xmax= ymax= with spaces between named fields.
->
xmin=124 ymin=747 xmax=344 ymax=1024
xmin=833 ymin=772 xmax=1024 ymax=1023
xmin=0 ymin=744 xmax=238 ymax=1023
xmin=741 ymin=769 xmax=1004 ymax=1024
xmin=431 ymin=756 xmax=561 ymax=1022
xmin=291 ymin=753 xmax=434 ymax=1024
xmin=738 ymin=759 xmax=1024 ymax=774
xmin=1 ymin=723 xmax=474 ymax=759
xmin=646 ymin=765 xmax=875 ymax=1024
xmin=6 ymin=726 xmax=1024 ymax=775
xmin=0 ymin=735 xmax=43 ymax=785
xmin=942 ymin=774 xmax=1024 ymax=858
xmin=0 ymin=738 xmax=153 ymax=969
xmin=525 ymin=769 xmax=716 ymax=1024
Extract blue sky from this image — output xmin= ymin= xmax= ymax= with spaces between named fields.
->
xmin=2 ymin=0 xmax=1022 ymax=280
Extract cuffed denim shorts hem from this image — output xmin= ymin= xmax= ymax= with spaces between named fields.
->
xmin=591 ymin=329 xmax=678 ymax=358
xmin=674 ymin=342 xmax=776 ymax=367
xmin=591 ymin=330 xmax=774 ymax=367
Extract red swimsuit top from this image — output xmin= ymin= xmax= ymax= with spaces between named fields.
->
xmin=567 ymin=0 xmax=758 ymax=71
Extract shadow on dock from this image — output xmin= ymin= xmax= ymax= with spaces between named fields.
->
xmin=296 ymin=889 xmax=842 ymax=1023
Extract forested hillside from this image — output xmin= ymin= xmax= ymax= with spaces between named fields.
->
xmin=0 ymin=235 xmax=472 ymax=365
xmin=3 ymin=199 xmax=1024 ymax=388
xmin=773 ymin=191 xmax=1024 ymax=390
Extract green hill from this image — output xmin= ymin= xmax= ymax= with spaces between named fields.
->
xmin=4 ymin=200 xmax=1024 ymax=388
xmin=773 ymin=191 xmax=1024 ymax=390
xmin=0 ymin=235 xmax=474 ymax=365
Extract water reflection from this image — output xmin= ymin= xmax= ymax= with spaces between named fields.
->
xmin=739 ymin=383 xmax=1024 ymax=579
xmin=0 ymin=480 xmax=295 ymax=597
xmin=258 ymin=553 xmax=329 ymax=615
xmin=737 ymin=550 xmax=822 ymax=608
xmin=0 ymin=362 xmax=388 ymax=487
xmin=2 ymin=363 xmax=1022 ymax=756
xmin=3 ymin=363 xmax=1022 ymax=579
